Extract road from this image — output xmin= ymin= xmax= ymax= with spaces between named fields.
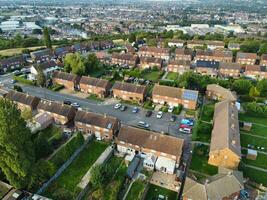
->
xmin=0 ymin=73 xmax=190 ymax=140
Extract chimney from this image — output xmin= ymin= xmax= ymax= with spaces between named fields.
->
xmin=232 ymin=140 xmax=236 ymax=145
xmin=231 ymin=123 xmax=235 ymax=129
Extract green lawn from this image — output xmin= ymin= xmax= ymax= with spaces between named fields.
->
xmin=192 ymin=122 xmax=212 ymax=143
xmin=143 ymin=71 xmax=163 ymax=82
xmin=239 ymin=113 xmax=267 ymax=125
xmin=43 ymin=140 xmax=109 ymax=200
xmin=240 ymin=134 xmax=267 ymax=153
xmin=126 ymin=180 xmax=146 ymax=200
xmin=166 ymin=72 xmax=179 ymax=80
xmin=200 ymin=103 xmax=214 ymax=122
xmin=241 ymin=124 xmax=267 ymax=137
xmin=144 ymin=184 xmax=177 ymax=200
xmin=242 ymin=152 xmax=267 ymax=169
xmin=243 ymin=167 xmax=267 ymax=187
xmin=190 ymin=145 xmax=218 ymax=176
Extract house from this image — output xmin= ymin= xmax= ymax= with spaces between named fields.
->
xmin=260 ymin=54 xmax=267 ymax=67
xmin=195 ymin=50 xmax=233 ymax=63
xmin=30 ymin=61 xmax=62 ymax=79
xmin=139 ymin=56 xmax=163 ymax=69
xmin=219 ymin=62 xmax=242 ymax=78
xmin=54 ymin=46 xmax=73 ymax=58
xmin=206 ymin=84 xmax=237 ymax=102
xmin=183 ymin=168 xmax=243 ymax=200
xmin=79 ymin=76 xmax=112 ymax=98
xmin=111 ymin=53 xmax=139 ymax=68
xmin=195 ymin=60 xmax=219 ymax=77
xmin=186 ymin=40 xmax=206 ymax=49
xmin=244 ymin=65 xmax=267 ymax=79
xmin=208 ymin=100 xmax=241 ymax=169
xmin=116 ymin=126 xmax=184 ymax=174
xmin=37 ymin=100 xmax=76 ymax=125
xmin=125 ymin=44 xmax=135 ymax=54
xmin=112 ymin=81 xmax=147 ymax=103
xmin=152 ymin=84 xmax=199 ymax=109
xmin=74 ymin=110 xmax=120 ymax=140
xmin=0 ymin=55 xmax=25 ymax=73
xmin=5 ymin=90 xmax=40 ymax=111
xmin=52 ymin=71 xmax=81 ymax=90
xmin=175 ymin=48 xmax=192 ymax=61
xmin=28 ymin=113 xmax=54 ymax=133
xmin=72 ymin=43 xmax=88 ymax=54
xmin=236 ymin=52 xmax=257 ymax=65
xmin=168 ymin=60 xmax=191 ymax=74
xmin=168 ymin=40 xmax=184 ymax=48
xmin=30 ymin=49 xmax=54 ymax=62
xmin=206 ymin=41 xmax=225 ymax=50
xmin=138 ymin=46 xmax=170 ymax=60
xmin=228 ymin=43 xmax=240 ymax=51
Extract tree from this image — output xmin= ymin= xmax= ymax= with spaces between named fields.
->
xmin=249 ymin=86 xmax=260 ymax=97
xmin=128 ymin=33 xmax=136 ymax=43
xmin=256 ymin=78 xmax=267 ymax=97
xmin=232 ymin=79 xmax=252 ymax=95
xmin=43 ymin=27 xmax=52 ymax=48
xmin=0 ymin=99 xmax=35 ymax=188
xmin=32 ymin=29 xmax=42 ymax=35
xmin=21 ymin=108 xmax=32 ymax=120
xmin=240 ymin=40 xmax=261 ymax=53
xmin=0 ymin=28 xmax=2 ymax=34
xmin=13 ymin=85 xmax=23 ymax=92
xmin=84 ymin=53 xmax=100 ymax=75
xmin=36 ymin=65 xmax=46 ymax=87
xmin=33 ymin=134 xmax=53 ymax=159
xmin=259 ymin=43 xmax=267 ymax=55
xmin=64 ymin=53 xmax=85 ymax=76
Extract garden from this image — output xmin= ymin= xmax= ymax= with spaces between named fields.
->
xmin=144 ymin=184 xmax=178 ymax=200
xmin=192 ymin=122 xmax=213 ymax=143
xmin=165 ymin=72 xmax=179 ymax=81
xmin=126 ymin=180 xmax=146 ymax=200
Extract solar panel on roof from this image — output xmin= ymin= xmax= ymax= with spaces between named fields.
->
xmin=182 ymin=90 xmax=198 ymax=101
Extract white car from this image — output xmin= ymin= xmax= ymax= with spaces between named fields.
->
xmin=179 ymin=128 xmax=192 ymax=134
xmin=168 ymin=106 xmax=174 ymax=113
xmin=114 ymin=103 xmax=121 ymax=109
xmin=71 ymin=102 xmax=80 ymax=108
xmin=157 ymin=111 xmax=163 ymax=119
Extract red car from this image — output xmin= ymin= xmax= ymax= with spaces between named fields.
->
xmin=179 ymin=124 xmax=192 ymax=129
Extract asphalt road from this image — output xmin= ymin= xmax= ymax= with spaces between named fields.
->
xmin=0 ymin=73 xmax=190 ymax=140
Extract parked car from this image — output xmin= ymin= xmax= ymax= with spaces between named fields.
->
xmin=179 ymin=127 xmax=192 ymax=134
xmin=138 ymin=121 xmax=150 ymax=129
xmin=146 ymin=110 xmax=152 ymax=117
xmin=132 ymin=107 xmax=139 ymax=113
xmin=114 ymin=103 xmax=121 ymax=109
xmin=10 ymin=79 xmax=17 ymax=84
xmin=157 ymin=111 xmax=163 ymax=119
xmin=168 ymin=106 xmax=174 ymax=113
xmin=120 ymin=105 xmax=127 ymax=111
xmin=170 ymin=115 xmax=176 ymax=122
xmin=63 ymin=100 xmax=71 ymax=105
xmin=181 ymin=118 xmax=194 ymax=126
xmin=71 ymin=102 xmax=80 ymax=108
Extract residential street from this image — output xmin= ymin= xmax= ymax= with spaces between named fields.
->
xmin=0 ymin=74 xmax=190 ymax=140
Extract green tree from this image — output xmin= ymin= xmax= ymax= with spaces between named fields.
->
xmin=256 ymin=78 xmax=267 ymax=97
xmin=43 ymin=27 xmax=52 ymax=48
xmin=259 ymin=43 xmax=267 ymax=55
xmin=64 ymin=53 xmax=85 ymax=76
xmin=33 ymin=134 xmax=53 ymax=159
xmin=32 ymin=29 xmax=42 ymax=35
xmin=240 ymin=40 xmax=261 ymax=53
xmin=13 ymin=85 xmax=23 ymax=92
xmin=21 ymin=108 xmax=32 ymax=120
xmin=36 ymin=65 xmax=46 ymax=87
xmin=0 ymin=99 xmax=35 ymax=188
xmin=128 ymin=33 xmax=136 ymax=43
xmin=249 ymin=86 xmax=260 ymax=97
xmin=147 ymin=39 xmax=157 ymax=47
xmin=0 ymin=28 xmax=3 ymax=34
xmin=84 ymin=53 xmax=100 ymax=75
xmin=232 ymin=79 xmax=252 ymax=95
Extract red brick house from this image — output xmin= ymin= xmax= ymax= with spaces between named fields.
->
xmin=138 ymin=46 xmax=170 ymax=60
xmin=52 ymin=71 xmax=81 ymax=90
xmin=219 ymin=62 xmax=242 ymax=78
xmin=168 ymin=60 xmax=191 ymax=74
xmin=244 ymin=65 xmax=267 ymax=79
xmin=139 ymin=56 xmax=163 ymax=69
xmin=236 ymin=52 xmax=257 ymax=65
xmin=175 ymin=48 xmax=192 ymax=61
xmin=195 ymin=50 xmax=233 ymax=63
xmin=111 ymin=53 xmax=139 ymax=68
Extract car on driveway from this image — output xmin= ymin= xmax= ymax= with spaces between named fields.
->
xmin=179 ymin=124 xmax=192 ymax=134
xmin=157 ymin=111 xmax=163 ymax=119
xmin=170 ymin=115 xmax=176 ymax=122
xmin=138 ymin=121 xmax=150 ymax=129
xmin=168 ymin=106 xmax=174 ymax=113
xmin=114 ymin=103 xmax=121 ymax=109
xmin=146 ymin=110 xmax=152 ymax=117
xmin=181 ymin=118 xmax=194 ymax=126
xmin=132 ymin=107 xmax=139 ymax=113
xmin=63 ymin=100 xmax=71 ymax=105
xmin=10 ymin=79 xmax=17 ymax=84
xmin=120 ymin=105 xmax=127 ymax=111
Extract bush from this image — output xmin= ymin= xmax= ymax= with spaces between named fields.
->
xmin=143 ymin=100 xmax=154 ymax=110
xmin=50 ymin=132 xmax=84 ymax=169
xmin=34 ymin=134 xmax=53 ymax=159
xmin=239 ymin=95 xmax=255 ymax=102
xmin=243 ymin=102 xmax=267 ymax=117
xmin=50 ymin=84 xmax=64 ymax=91
xmin=13 ymin=75 xmax=35 ymax=85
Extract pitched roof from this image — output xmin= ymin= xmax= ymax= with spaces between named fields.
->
xmin=6 ymin=90 xmax=40 ymax=106
xmin=37 ymin=100 xmax=76 ymax=117
xmin=30 ymin=48 xmax=54 ymax=58
xmin=54 ymin=46 xmax=73 ymax=56
xmin=182 ymin=178 xmax=207 ymax=200
xmin=187 ymin=40 xmax=206 ymax=45
xmin=169 ymin=59 xmax=191 ymax=66
xmin=236 ymin=52 xmax=257 ymax=60
xmin=75 ymin=110 xmax=118 ymax=130
xmin=139 ymin=46 xmax=170 ymax=54
xmin=196 ymin=60 xmax=220 ymax=69
xmin=0 ymin=55 xmax=25 ymax=67
xmin=196 ymin=50 xmax=233 ymax=58
xmin=117 ymin=126 xmax=184 ymax=158
xmin=175 ymin=48 xmax=192 ymax=56
xmin=261 ymin=54 xmax=267 ymax=61
xmin=113 ymin=81 xmax=146 ymax=94
xmin=80 ymin=76 xmax=111 ymax=89
xmin=53 ymin=71 xmax=79 ymax=82
xmin=245 ymin=65 xmax=266 ymax=72
xmin=152 ymin=84 xmax=198 ymax=101
xmin=140 ymin=56 xmax=163 ymax=64
xmin=36 ymin=61 xmax=62 ymax=70
xmin=206 ymin=41 xmax=225 ymax=46
xmin=207 ymin=84 xmax=237 ymax=101
xmin=112 ymin=53 xmax=137 ymax=61
xmin=210 ymin=100 xmax=241 ymax=157
xmin=219 ymin=62 xmax=242 ymax=70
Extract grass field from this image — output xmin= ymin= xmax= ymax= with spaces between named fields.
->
xmin=243 ymin=166 xmax=267 ymax=187
xmin=240 ymin=134 xmax=267 ymax=153
xmin=166 ymin=72 xmax=179 ymax=80
xmin=0 ymin=45 xmax=57 ymax=56
xmin=126 ymin=180 xmax=146 ymax=200
xmin=190 ymin=145 xmax=218 ymax=176
xmin=243 ymin=152 xmax=267 ymax=169
xmin=239 ymin=113 xmax=267 ymax=125
xmin=144 ymin=184 xmax=177 ymax=200
xmin=143 ymin=71 xmax=163 ymax=82
xmin=43 ymin=140 xmax=109 ymax=200
xmin=241 ymin=124 xmax=267 ymax=137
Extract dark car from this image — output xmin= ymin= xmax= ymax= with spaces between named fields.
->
xmin=170 ymin=115 xmax=176 ymax=122
xmin=120 ymin=105 xmax=127 ymax=111
xmin=63 ymin=100 xmax=71 ymax=105
xmin=146 ymin=110 xmax=152 ymax=117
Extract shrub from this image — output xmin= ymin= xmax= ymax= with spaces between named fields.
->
xmin=13 ymin=75 xmax=35 ymax=85
xmin=173 ymin=105 xmax=183 ymax=115
xmin=143 ymin=100 xmax=154 ymax=110
xmin=243 ymin=102 xmax=267 ymax=117
xmin=51 ymin=84 xmax=64 ymax=91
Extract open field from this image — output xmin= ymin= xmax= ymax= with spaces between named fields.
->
xmin=144 ymin=184 xmax=177 ymax=200
xmin=0 ymin=45 xmax=57 ymax=56
xmin=43 ymin=140 xmax=109 ymax=200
